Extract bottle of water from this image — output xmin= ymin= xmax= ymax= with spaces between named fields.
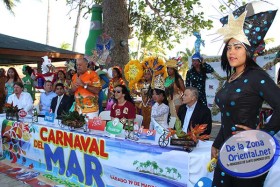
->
xmin=32 ymin=108 xmax=38 ymax=123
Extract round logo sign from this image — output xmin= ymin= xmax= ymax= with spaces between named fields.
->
xmin=219 ymin=130 xmax=279 ymax=178
xmin=18 ymin=109 xmax=27 ymax=118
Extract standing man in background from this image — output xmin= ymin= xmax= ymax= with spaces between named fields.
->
xmin=71 ymin=58 xmax=101 ymax=118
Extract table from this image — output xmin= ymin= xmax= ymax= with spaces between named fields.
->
xmin=0 ymin=116 xmax=213 ymax=187
xmin=1 ymin=116 xmax=279 ymax=187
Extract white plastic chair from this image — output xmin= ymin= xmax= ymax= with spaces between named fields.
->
xmin=99 ymin=111 xmax=111 ymax=121
xmin=168 ymin=116 xmax=176 ymax=129
xmin=134 ymin=114 xmax=143 ymax=127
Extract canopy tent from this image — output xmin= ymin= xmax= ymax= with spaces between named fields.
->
xmin=0 ymin=33 xmax=83 ymax=66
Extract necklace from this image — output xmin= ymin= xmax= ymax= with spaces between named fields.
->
xmin=228 ymin=70 xmax=244 ymax=83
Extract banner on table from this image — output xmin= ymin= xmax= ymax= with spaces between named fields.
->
xmin=1 ymin=119 xmax=189 ymax=187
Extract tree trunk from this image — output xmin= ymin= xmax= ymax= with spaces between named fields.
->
xmin=72 ymin=0 xmax=83 ymax=52
xmin=102 ymin=0 xmax=129 ymax=69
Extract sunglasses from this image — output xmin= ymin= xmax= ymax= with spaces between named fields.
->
xmin=113 ymin=90 xmax=121 ymax=93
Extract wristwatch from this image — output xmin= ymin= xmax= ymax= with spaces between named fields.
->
xmin=84 ymin=84 xmax=88 ymax=89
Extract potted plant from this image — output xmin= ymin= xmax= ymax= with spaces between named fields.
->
xmin=60 ymin=111 xmax=86 ymax=130
xmin=3 ymin=103 xmax=20 ymax=121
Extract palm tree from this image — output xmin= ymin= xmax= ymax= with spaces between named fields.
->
xmin=60 ymin=42 xmax=71 ymax=50
xmin=151 ymin=161 xmax=159 ymax=174
xmin=159 ymin=168 xmax=163 ymax=176
xmin=177 ymin=173 xmax=182 ymax=180
xmin=145 ymin=160 xmax=152 ymax=172
xmin=171 ymin=168 xmax=178 ymax=179
xmin=165 ymin=167 xmax=172 ymax=177
xmin=2 ymin=0 xmax=19 ymax=13
xmin=139 ymin=162 xmax=144 ymax=171
xmin=177 ymin=47 xmax=195 ymax=79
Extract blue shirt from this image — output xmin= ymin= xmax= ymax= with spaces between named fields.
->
xmin=40 ymin=91 xmax=57 ymax=115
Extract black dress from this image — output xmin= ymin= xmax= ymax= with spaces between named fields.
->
xmin=185 ymin=63 xmax=214 ymax=106
xmin=212 ymin=66 xmax=280 ymax=187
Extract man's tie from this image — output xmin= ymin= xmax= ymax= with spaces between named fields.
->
xmin=54 ymin=96 xmax=61 ymax=118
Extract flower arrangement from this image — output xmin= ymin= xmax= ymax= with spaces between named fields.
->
xmin=3 ymin=103 xmax=20 ymax=121
xmin=60 ymin=111 xmax=86 ymax=128
xmin=175 ymin=121 xmax=210 ymax=143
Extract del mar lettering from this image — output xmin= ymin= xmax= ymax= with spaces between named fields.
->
xmin=40 ymin=127 xmax=108 ymax=158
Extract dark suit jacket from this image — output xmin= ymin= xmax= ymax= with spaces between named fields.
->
xmin=177 ymin=101 xmax=212 ymax=136
xmin=50 ymin=95 xmax=73 ymax=119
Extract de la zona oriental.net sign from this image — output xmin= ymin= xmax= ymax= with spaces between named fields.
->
xmin=1 ymin=119 xmax=189 ymax=187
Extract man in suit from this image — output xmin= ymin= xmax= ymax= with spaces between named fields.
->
xmin=177 ymin=87 xmax=212 ymax=136
xmin=51 ymin=83 xmax=73 ymax=119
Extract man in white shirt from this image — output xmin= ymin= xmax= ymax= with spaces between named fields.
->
xmin=177 ymin=87 xmax=212 ymax=136
xmin=7 ymin=82 xmax=33 ymax=114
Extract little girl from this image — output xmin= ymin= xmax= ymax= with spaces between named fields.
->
xmin=150 ymin=88 xmax=170 ymax=130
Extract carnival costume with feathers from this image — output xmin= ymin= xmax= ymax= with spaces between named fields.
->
xmin=35 ymin=56 xmax=56 ymax=89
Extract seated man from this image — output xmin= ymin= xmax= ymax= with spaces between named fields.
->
xmin=7 ymin=82 xmax=33 ymax=114
xmin=51 ymin=83 xmax=73 ymax=119
xmin=39 ymin=80 xmax=56 ymax=116
xmin=177 ymin=87 xmax=212 ymax=136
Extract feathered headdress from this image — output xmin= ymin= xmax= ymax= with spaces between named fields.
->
xmin=166 ymin=57 xmax=184 ymax=70
xmin=142 ymin=56 xmax=167 ymax=78
xmin=124 ymin=60 xmax=143 ymax=90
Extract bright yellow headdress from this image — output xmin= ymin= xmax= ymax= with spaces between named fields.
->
xmin=124 ymin=60 xmax=143 ymax=90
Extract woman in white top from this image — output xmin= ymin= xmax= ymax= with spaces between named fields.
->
xmin=150 ymin=88 xmax=170 ymax=130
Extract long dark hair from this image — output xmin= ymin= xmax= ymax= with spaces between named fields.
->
xmin=57 ymin=70 xmax=66 ymax=80
xmin=24 ymin=66 xmax=34 ymax=76
xmin=173 ymin=68 xmax=184 ymax=89
xmin=116 ymin=85 xmax=134 ymax=105
xmin=191 ymin=60 xmax=207 ymax=79
xmin=153 ymin=88 xmax=170 ymax=123
xmin=221 ymin=40 xmax=259 ymax=79
xmin=6 ymin=67 xmax=21 ymax=83
xmin=113 ymin=67 xmax=122 ymax=79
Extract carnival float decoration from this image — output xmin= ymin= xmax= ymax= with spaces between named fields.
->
xmin=34 ymin=56 xmax=56 ymax=89
xmin=157 ymin=121 xmax=210 ymax=152
xmin=193 ymin=31 xmax=204 ymax=54
xmin=95 ymin=33 xmax=115 ymax=66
